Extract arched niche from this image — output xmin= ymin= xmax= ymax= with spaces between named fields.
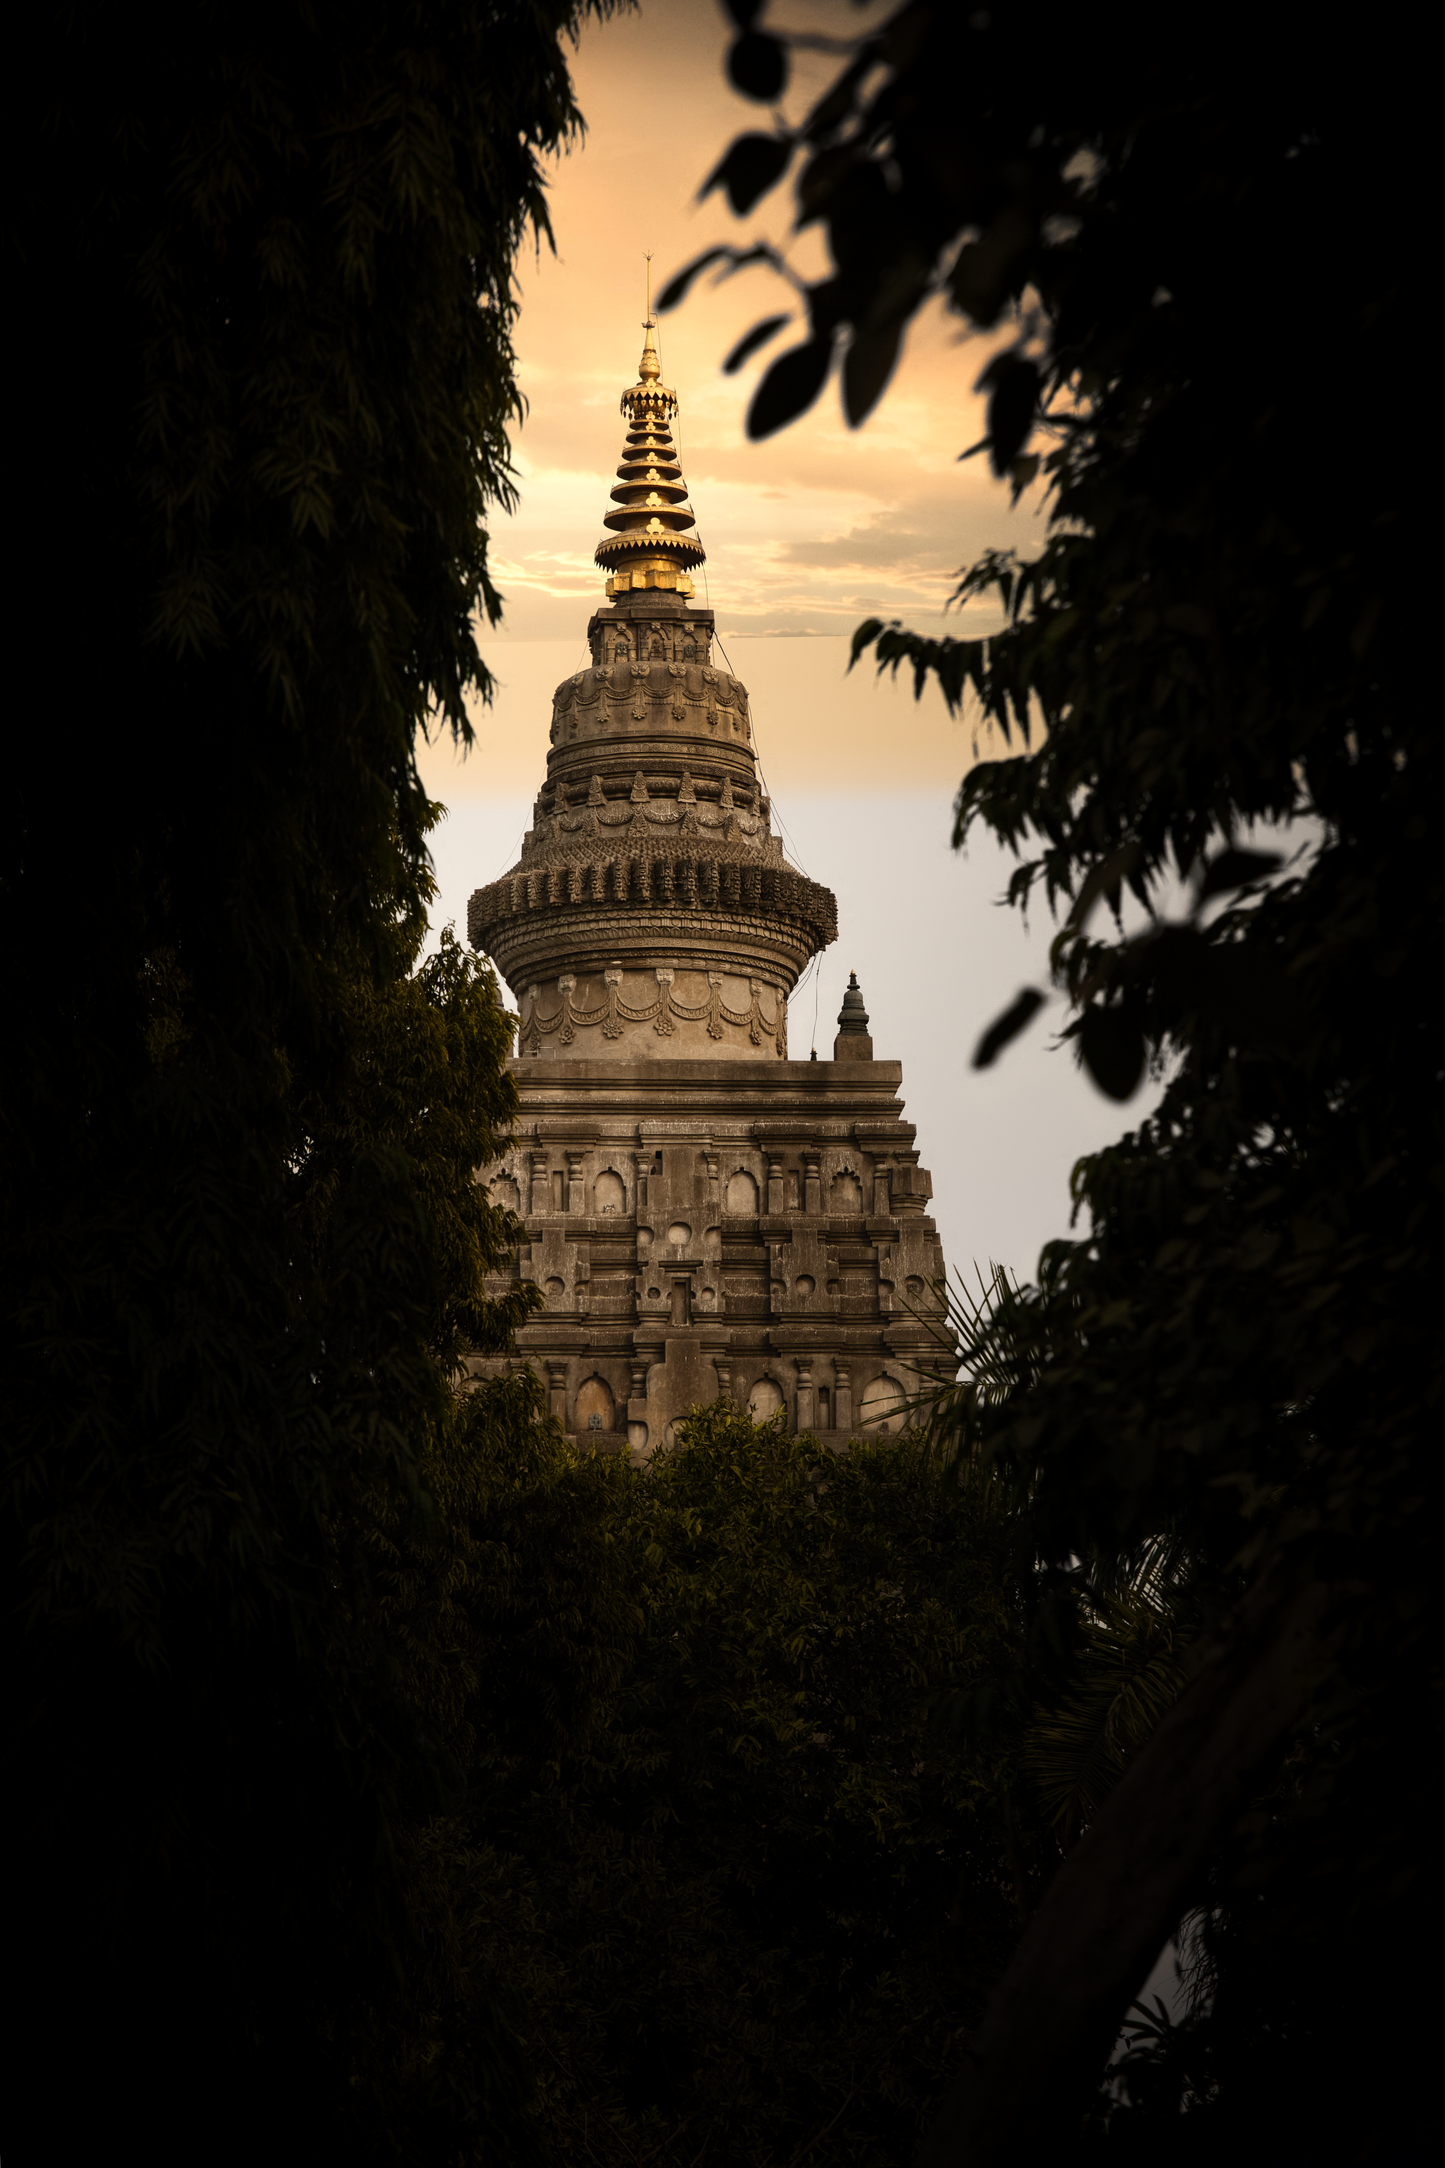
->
xmin=725 ymin=1167 xmax=759 ymax=1216
xmin=594 ymin=1168 xmax=626 ymax=1215
xmin=575 ymin=1375 xmax=616 ymax=1435
xmin=830 ymin=1167 xmax=863 ymax=1213
xmin=860 ymin=1374 xmax=907 ymax=1434
xmin=747 ymin=1376 xmax=784 ymax=1425
xmin=488 ymin=1172 xmax=520 ymax=1214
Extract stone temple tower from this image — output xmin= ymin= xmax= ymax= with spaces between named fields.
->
xmin=468 ymin=318 xmax=951 ymax=1451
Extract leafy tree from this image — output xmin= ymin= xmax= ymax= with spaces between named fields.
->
xmin=395 ymin=1399 xmax=1042 ymax=2165
xmin=673 ymin=3 xmax=1436 ymax=2159
xmin=5 ymin=7 xmax=609 ymax=2157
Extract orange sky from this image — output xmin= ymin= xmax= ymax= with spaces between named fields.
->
xmin=417 ymin=0 xmax=1155 ymax=1284
xmin=493 ymin=0 xmax=1043 ymax=643
xmin=420 ymin=0 xmax=1045 ymax=801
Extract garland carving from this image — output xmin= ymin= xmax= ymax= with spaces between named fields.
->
xmin=522 ymin=969 xmax=786 ymax=1056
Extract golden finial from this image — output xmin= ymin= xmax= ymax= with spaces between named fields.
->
xmin=596 ymin=304 xmax=704 ymax=597
xmin=639 ymin=252 xmax=661 ymax=384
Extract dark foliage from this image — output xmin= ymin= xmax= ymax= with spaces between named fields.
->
xmin=684 ymin=3 xmax=1437 ymax=2158
xmin=4 ymin=7 xmax=607 ymax=2157
xmin=393 ymin=1399 xmax=1040 ymax=2165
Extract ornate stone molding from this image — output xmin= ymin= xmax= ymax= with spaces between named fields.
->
xmin=472 ymin=900 xmax=830 ymax=1026
xmin=521 ymin=968 xmax=787 ymax=1059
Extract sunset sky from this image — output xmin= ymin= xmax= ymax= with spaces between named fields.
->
xmin=419 ymin=0 xmax=1158 ymax=1280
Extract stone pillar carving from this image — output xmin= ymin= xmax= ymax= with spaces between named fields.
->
xmin=713 ymin=1355 xmax=733 ymax=1404
xmin=566 ymin=1151 xmax=586 ymax=1215
xmin=635 ymin=1150 xmax=650 ymax=1212
xmin=529 ymin=1152 xmax=548 ymax=1216
xmin=545 ymin=1360 xmax=568 ymax=1428
xmin=804 ymin=1152 xmax=822 ymax=1216
xmin=766 ymin=1155 xmax=784 ymax=1216
xmin=834 ymin=1363 xmax=853 ymax=1436
xmin=872 ymin=1160 xmax=892 ymax=1217
xmin=628 ymin=1345 xmax=657 ymax=1458
xmin=795 ymin=1359 xmax=814 ymax=1434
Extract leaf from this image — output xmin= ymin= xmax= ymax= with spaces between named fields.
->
xmin=977 ymin=353 xmax=1040 ymax=476
xmin=657 ymin=247 xmax=733 ymax=312
xmin=702 ymin=133 xmax=794 ymax=216
xmin=949 ymin=207 xmax=1035 ymax=328
xmin=723 ymin=314 xmax=792 ymax=374
xmin=746 ymin=335 xmax=831 ymax=439
xmin=843 ymin=317 xmax=903 ymax=426
xmin=728 ymin=31 xmax=788 ymax=101
xmin=973 ymin=987 xmax=1047 ymax=1069
xmin=1066 ymin=842 xmax=1144 ymax=931
xmin=1078 ymin=1006 xmax=1145 ymax=1100
xmin=847 ymin=618 xmax=887 ymax=669
xmin=1008 ymin=452 xmax=1039 ymax=500
xmin=805 ymin=272 xmax=848 ymax=334
xmin=802 ymin=50 xmax=879 ymax=144
xmin=1198 ymin=847 xmax=1283 ymax=901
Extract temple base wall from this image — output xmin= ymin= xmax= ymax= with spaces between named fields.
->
xmin=471 ymin=1055 xmax=952 ymax=1457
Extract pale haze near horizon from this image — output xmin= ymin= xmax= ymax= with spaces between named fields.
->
xmin=418 ymin=0 xmax=1163 ymax=1286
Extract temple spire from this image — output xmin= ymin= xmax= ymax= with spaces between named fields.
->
xmin=594 ymin=300 xmax=706 ymax=601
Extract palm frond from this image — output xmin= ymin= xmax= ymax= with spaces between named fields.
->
xmin=1026 ymin=1578 xmax=1189 ymax=1844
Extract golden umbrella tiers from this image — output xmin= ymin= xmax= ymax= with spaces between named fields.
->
xmin=594 ymin=318 xmax=706 ymax=592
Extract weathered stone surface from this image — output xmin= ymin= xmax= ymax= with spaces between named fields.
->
xmin=467 ymin=328 xmax=953 ymax=1448
xmin=472 ymin=1056 xmax=952 ymax=1451
xmin=466 ymin=602 xmax=838 ymax=1063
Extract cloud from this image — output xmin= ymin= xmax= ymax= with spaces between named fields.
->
xmin=777 ymin=525 xmax=945 ymax=571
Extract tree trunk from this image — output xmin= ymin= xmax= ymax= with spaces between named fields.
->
xmin=917 ymin=1574 xmax=1328 ymax=2164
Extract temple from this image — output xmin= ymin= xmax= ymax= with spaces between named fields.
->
xmin=467 ymin=315 xmax=952 ymax=1450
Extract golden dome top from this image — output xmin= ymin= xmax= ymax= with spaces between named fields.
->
xmin=595 ymin=315 xmax=706 ymax=595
